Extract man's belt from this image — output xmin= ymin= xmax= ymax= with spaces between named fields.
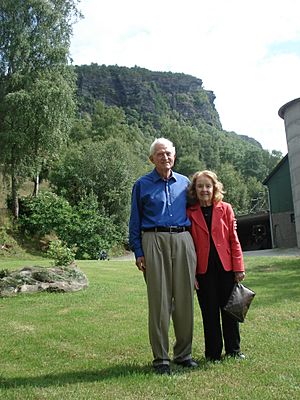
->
xmin=142 ymin=226 xmax=189 ymax=233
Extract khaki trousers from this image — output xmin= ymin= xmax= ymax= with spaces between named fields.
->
xmin=142 ymin=231 xmax=196 ymax=366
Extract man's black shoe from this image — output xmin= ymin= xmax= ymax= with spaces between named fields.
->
xmin=175 ymin=359 xmax=198 ymax=368
xmin=154 ymin=364 xmax=171 ymax=375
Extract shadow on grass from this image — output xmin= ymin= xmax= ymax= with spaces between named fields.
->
xmin=0 ymin=360 xmax=208 ymax=388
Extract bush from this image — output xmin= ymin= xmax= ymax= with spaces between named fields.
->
xmin=18 ymin=192 xmax=73 ymax=236
xmin=64 ymin=194 xmax=121 ymax=259
xmin=47 ymin=239 xmax=75 ymax=266
xmin=18 ymin=192 xmax=122 ymax=259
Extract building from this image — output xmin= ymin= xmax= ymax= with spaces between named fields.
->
xmin=238 ymin=97 xmax=300 ymax=250
xmin=278 ymin=98 xmax=300 ymax=248
xmin=263 ymin=155 xmax=297 ymax=248
xmin=237 ymin=211 xmax=272 ymax=251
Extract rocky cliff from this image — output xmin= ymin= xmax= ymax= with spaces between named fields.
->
xmin=75 ymin=64 xmax=222 ymax=129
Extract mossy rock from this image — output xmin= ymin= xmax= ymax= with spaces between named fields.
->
xmin=0 ymin=265 xmax=88 ymax=297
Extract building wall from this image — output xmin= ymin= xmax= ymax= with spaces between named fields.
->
xmin=263 ymin=156 xmax=297 ymax=248
xmin=267 ymin=158 xmax=294 ymax=213
xmin=279 ymin=98 xmax=300 ymax=248
xmin=272 ymin=211 xmax=297 ymax=248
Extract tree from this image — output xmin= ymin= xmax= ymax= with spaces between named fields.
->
xmin=196 ymin=125 xmax=221 ymax=170
xmin=49 ymin=137 xmax=144 ymax=241
xmin=216 ymin=162 xmax=249 ymax=214
xmin=18 ymin=191 xmax=120 ymax=259
xmin=245 ymin=176 xmax=267 ymax=213
xmin=0 ymin=0 xmax=80 ymax=218
xmin=91 ymin=100 xmax=128 ymax=140
xmin=175 ymin=155 xmax=205 ymax=179
xmin=239 ymin=148 xmax=268 ymax=181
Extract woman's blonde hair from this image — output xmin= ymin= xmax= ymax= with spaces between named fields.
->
xmin=188 ymin=170 xmax=225 ymax=204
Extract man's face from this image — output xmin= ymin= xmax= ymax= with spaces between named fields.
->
xmin=150 ymin=144 xmax=176 ymax=172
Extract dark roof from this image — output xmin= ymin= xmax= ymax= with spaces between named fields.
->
xmin=278 ymin=98 xmax=300 ymax=119
xmin=237 ymin=212 xmax=269 ymax=224
xmin=262 ymin=154 xmax=288 ymax=185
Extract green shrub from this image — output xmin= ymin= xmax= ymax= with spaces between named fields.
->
xmin=65 ymin=194 xmax=121 ymax=259
xmin=18 ymin=192 xmax=122 ymax=259
xmin=47 ymin=239 xmax=75 ymax=266
xmin=18 ymin=192 xmax=73 ymax=236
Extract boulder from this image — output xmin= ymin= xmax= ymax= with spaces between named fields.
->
xmin=0 ymin=265 xmax=88 ymax=297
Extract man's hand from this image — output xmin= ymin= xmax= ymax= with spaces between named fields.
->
xmin=136 ymin=256 xmax=146 ymax=272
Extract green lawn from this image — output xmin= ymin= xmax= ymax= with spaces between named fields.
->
xmin=0 ymin=255 xmax=299 ymax=399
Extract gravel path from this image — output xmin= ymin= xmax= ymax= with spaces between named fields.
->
xmin=112 ymin=247 xmax=300 ymax=261
xmin=244 ymin=247 xmax=300 ymax=257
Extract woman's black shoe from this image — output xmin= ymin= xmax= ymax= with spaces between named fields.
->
xmin=226 ymin=352 xmax=245 ymax=360
xmin=175 ymin=359 xmax=198 ymax=368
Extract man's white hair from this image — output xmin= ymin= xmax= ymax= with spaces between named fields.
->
xmin=149 ymin=138 xmax=176 ymax=156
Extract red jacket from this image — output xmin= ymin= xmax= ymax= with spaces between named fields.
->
xmin=187 ymin=201 xmax=244 ymax=275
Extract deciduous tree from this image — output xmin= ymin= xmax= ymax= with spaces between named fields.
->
xmin=0 ymin=0 xmax=80 ymax=218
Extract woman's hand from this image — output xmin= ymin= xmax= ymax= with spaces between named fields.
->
xmin=234 ymin=271 xmax=245 ymax=282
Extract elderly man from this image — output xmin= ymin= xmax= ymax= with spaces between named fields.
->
xmin=129 ymin=138 xmax=197 ymax=375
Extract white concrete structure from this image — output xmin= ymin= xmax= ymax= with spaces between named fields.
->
xmin=278 ymin=98 xmax=300 ymax=248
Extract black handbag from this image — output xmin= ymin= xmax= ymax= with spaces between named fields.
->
xmin=223 ymin=283 xmax=256 ymax=322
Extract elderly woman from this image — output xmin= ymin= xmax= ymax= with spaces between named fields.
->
xmin=187 ymin=170 xmax=245 ymax=362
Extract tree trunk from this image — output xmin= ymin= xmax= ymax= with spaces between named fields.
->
xmin=11 ymin=173 xmax=19 ymax=220
xmin=33 ymin=173 xmax=39 ymax=197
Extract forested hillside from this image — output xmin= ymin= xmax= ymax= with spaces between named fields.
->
xmin=1 ymin=61 xmax=283 ymax=258
xmin=70 ymin=63 xmax=282 ymax=212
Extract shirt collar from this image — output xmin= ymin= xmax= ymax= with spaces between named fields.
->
xmin=152 ymin=168 xmax=177 ymax=182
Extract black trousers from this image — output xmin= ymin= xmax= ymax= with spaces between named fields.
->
xmin=196 ymin=264 xmax=241 ymax=361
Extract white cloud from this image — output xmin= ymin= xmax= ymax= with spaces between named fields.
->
xmin=70 ymin=0 xmax=300 ymax=153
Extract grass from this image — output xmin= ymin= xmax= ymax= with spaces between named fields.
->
xmin=0 ymin=255 xmax=299 ymax=399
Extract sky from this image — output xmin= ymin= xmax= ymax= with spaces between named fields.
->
xmin=70 ymin=0 xmax=300 ymax=154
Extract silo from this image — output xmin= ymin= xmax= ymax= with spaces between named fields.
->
xmin=278 ymin=98 xmax=300 ymax=248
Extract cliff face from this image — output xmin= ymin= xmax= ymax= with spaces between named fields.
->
xmin=75 ymin=64 xmax=222 ymax=129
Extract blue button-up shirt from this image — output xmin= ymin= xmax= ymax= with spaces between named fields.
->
xmin=129 ymin=168 xmax=191 ymax=258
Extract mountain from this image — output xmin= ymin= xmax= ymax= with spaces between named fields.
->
xmin=75 ymin=63 xmax=223 ymax=131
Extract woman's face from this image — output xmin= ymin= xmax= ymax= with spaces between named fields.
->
xmin=195 ymin=174 xmax=214 ymax=206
